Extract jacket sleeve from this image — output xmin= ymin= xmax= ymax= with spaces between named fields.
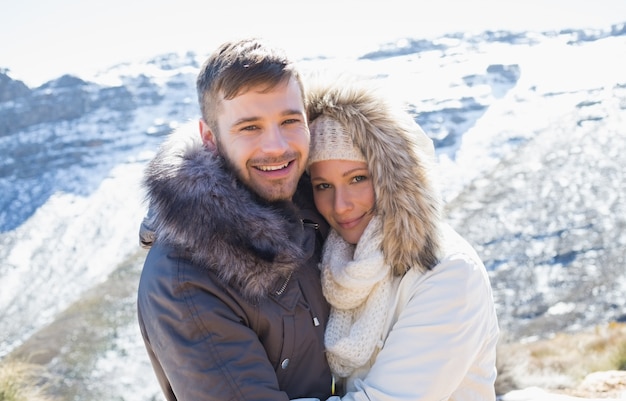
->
xmin=137 ymin=245 xmax=291 ymax=401
xmin=336 ymin=252 xmax=499 ymax=401
xmin=138 ymin=206 xmax=156 ymax=249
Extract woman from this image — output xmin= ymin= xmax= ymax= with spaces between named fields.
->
xmin=305 ymin=80 xmax=500 ymax=401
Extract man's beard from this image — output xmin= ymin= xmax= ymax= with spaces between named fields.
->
xmin=216 ymin=139 xmax=301 ymax=203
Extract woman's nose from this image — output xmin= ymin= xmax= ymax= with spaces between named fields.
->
xmin=334 ymin=188 xmax=353 ymax=214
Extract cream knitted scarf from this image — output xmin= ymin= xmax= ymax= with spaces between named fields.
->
xmin=321 ymin=216 xmax=392 ymax=377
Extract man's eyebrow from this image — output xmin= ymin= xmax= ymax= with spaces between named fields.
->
xmin=282 ymin=108 xmax=305 ymax=116
xmin=232 ymin=109 xmax=304 ymax=127
xmin=232 ymin=116 xmax=259 ymax=126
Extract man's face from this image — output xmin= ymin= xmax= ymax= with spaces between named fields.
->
xmin=200 ymin=77 xmax=309 ymax=202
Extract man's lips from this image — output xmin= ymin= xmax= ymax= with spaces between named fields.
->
xmin=255 ymin=161 xmax=291 ymax=172
xmin=252 ymin=160 xmax=295 ymax=177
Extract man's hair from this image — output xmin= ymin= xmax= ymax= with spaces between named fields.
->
xmin=196 ymin=38 xmax=305 ymax=135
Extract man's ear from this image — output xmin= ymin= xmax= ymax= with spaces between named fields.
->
xmin=199 ymin=119 xmax=217 ymax=150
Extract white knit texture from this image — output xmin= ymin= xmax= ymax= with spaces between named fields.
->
xmin=321 ymin=217 xmax=392 ymax=377
xmin=307 ymin=115 xmax=366 ymax=168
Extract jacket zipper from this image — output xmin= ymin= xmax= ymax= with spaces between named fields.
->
xmin=302 ymin=220 xmax=319 ymax=230
xmin=275 ymin=271 xmax=293 ymax=295
xmin=274 ymin=219 xmax=319 ymax=296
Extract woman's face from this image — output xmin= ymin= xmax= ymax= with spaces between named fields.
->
xmin=309 ymin=160 xmax=375 ymax=244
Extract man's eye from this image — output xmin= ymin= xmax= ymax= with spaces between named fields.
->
xmin=283 ymin=118 xmax=300 ymax=125
xmin=241 ymin=125 xmax=259 ymax=131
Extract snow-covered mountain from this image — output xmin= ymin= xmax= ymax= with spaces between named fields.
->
xmin=1 ymin=23 xmax=625 ymax=400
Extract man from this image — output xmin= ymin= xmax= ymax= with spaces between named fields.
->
xmin=137 ymin=38 xmax=333 ymax=401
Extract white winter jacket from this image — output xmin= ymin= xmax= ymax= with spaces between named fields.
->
xmin=334 ymin=224 xmax=499 ymax=401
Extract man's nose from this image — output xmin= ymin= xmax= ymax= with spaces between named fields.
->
xmin=260 ymin=124 xmax=289 ymax=154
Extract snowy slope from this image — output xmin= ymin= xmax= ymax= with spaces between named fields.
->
xmin=0 ymin=23 xmax=625 ymax=400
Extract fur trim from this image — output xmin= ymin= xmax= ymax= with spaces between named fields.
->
xmin=143 ymin=123 xmax=307 ymax=301
xmin=306 ymin=81 xmax=442 ymax=274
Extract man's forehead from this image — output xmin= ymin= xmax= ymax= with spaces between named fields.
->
xmin=217 ymin=78 xmax=305 ymax=125
xmin=223 ymin=77 xmax=299 ymax=100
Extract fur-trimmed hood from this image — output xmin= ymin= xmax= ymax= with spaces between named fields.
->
xmin=306 ymin=81 xmax=442 ymax=274
xmin=142 ymin=123 xmax=319 ymax=300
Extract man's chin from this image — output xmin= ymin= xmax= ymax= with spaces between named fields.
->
xmin=251 ymin=181 xmax=298 ymax=203
xmin=260 ymin=188 xmax=296 ymax=203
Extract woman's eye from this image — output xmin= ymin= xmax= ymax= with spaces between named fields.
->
xmin=314 ymin=183 xmax=331 ymax=191
xmin=353 ymin=175 xmax=368 ymax=183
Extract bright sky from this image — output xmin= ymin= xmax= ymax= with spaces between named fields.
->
xmin=2 ymin=0 xmax=626 ymax=87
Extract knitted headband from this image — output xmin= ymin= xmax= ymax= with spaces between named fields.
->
xmin=307 ymin=114 xmax=366 ymax=168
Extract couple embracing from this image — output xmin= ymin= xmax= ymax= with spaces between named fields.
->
xmin=137 ymin=37 xmax=499 ymax=401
